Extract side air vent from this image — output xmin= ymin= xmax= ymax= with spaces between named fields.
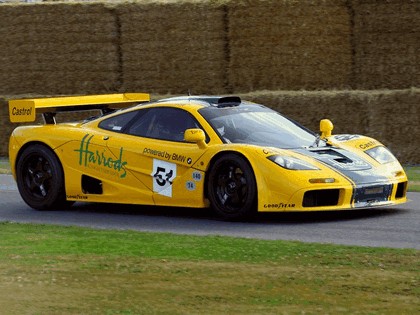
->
xmin=82 ymin=175 xmax=103 ymax=194
xmin=396 ymin=181 xmax=407 ymax=199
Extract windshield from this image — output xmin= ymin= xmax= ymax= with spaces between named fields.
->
xmin=199 ymin=103 xmax=319 ymax=149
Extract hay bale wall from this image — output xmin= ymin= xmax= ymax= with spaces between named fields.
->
xmin=0 ymin=1 xmax=419 ymax=163
xmin=117 ymin=1 xmax=228 ymax=95
xmin=0 ymin=3 xmax=120 ymax=95
xmin=227 ymin=0 xmax=352 ymax=92
xmin=0 ymin=0 xmax=419 ymax=95
xmin=352 ymin=0 xmax=420 ymax=89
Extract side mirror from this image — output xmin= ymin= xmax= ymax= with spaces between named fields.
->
xmin=184 ymin=128 xmax=207 ymax=149
xmin=320 ymin=119 xmax=333 ymax=139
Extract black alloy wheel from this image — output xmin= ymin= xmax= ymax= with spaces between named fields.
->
xmin=16 ymin=144 xmax=69 ymax=210
xmin=207 ymin=153 xmax=257 ymax=220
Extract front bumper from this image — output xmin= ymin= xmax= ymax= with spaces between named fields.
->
xmin=259 ymin=180 xmax=408 ymax=212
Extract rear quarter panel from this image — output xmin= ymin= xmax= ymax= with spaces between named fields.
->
xmin=9 ymin=124 xmax=156 ymax=205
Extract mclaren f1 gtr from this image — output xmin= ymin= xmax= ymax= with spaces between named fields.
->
xmin=8 ymin=93 xmax=408 ymax=219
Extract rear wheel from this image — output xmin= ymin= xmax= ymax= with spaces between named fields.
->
xmin=16 ymin=144 xmax=70 ymax=210
xmin=207 ymin=154 xmax=257 ymax=220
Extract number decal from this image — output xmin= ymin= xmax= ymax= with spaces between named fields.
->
xmin=186 ymin=181 xmax=196 ymax=191
xmin=151 ymin=159 xmax=176 ymax=197
xmin=154 ymin=167 xmax=174 ymax=186
xmin=333 ymin=134 xmax=361 ymax=142
xmin=192 ymin=171 xmax=202 ymax=181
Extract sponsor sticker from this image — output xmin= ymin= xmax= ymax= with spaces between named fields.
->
xmin=152 ymin=159 xmax=176 ymax=197
xmin=9 ymin=100 xmax=36 ymax=122
xmin=75 ymin=134 xmax=128 ymax=178
xmin=143 ymin=147 xmax=190 ymax=164
xmin=264 ymin=203 xmax=296 ymax=209
xmin=359 ymin=140 xmax=379 ymax=150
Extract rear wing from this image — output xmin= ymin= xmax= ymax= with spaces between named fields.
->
xmin=9 ymin=93 xmax=150 ymax=124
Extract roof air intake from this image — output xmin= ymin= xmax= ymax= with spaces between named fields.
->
xmin=217 ymin=96 xmax=241 ymax=108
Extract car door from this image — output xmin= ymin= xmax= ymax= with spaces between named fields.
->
xmin=104 ymin=106 xmax=209 ymax=207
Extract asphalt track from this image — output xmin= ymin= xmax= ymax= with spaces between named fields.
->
xmin=0 ymin=174 xmax=419 ymax=249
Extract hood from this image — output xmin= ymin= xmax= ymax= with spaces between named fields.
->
xmin=294 ymin=147 xmax=390 ymax=185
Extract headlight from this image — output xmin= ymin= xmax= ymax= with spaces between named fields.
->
xmin=365 ymin=146 xmax=396 ymax=164
xmin=268 ymin=155 xmax=319 ymax=170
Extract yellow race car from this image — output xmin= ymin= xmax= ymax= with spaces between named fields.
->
xmin=8 ymin=93 xmax=408 ymax=219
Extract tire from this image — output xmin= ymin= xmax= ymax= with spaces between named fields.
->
xmin=16 ymin=144 xmax=70 ymax=210
xmin=207 ymin=153 xmax=257 ymax=220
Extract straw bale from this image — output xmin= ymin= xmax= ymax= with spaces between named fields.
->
xmin=364 ymin=88 xmax=420 ymax=163
xmin=352 ymin=0 xmax=420 ymax=89
xmin=0 ymin=98 xmax=12 ymax=157
xmin=228 ymin=0 xmax=352 ymax=92
xmin=116 ymin=1 xmax=228 ymax=95
xmin=0 ymin=3 xmax=120 ymax=95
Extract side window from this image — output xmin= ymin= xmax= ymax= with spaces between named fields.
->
xmin=98 ymin=111 xmax=138 ymax=132
xmin=127 ymin=107 xmax=201 ymax=142
xmin=126 ymin=108 xmax=156 ymax=138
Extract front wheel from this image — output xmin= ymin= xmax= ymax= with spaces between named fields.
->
xmin=16 ymin=144 xmax=69 ymax=210
xmin=207 ymin=153 xmax=257 ymax=220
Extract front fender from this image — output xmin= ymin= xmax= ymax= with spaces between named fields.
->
xmin=329 ymin=134 xmax=382 ymax=152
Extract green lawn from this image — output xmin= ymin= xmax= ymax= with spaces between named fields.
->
xmin=405 ymin=166 xmax=420 ymax=192
xmin=0 ymin=222 xmax=418 ymax=314
xmin=0 ymin=157 xmax=418 ymax=313
xmin=0 ymin=157 xmax=10 ymax=174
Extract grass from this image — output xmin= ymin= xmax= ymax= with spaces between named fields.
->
xmin=0 ymin=222 xmax=418 ymax=314
xmin=405 ymin=166 xmax=420 ymax=192
xmin=0 ymin=157 xmax=10 ymax=174
xmin=0 ymin=158 xmax=418 ymax=313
